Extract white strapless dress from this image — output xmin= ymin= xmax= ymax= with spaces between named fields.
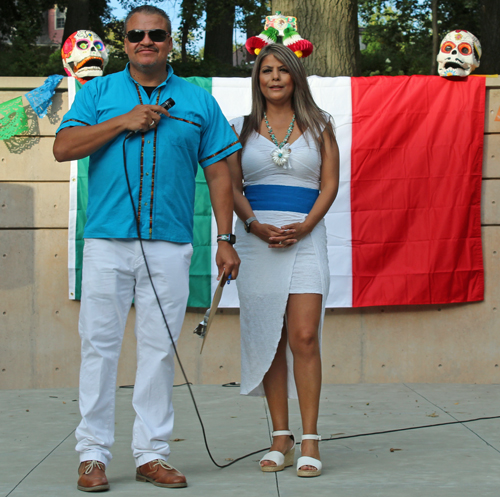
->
xmin=230 ymin=117 xmax=330 ymax=398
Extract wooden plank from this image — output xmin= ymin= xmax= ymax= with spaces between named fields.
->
xmin=482 ymin=179 xmax=500 ymax=225
xmin=483 ymin=134 xmax=500 ymax=178
xmin=0 ymin=182 xmax=69 ymax=228
xmin=485 ymin=88 xmax=500 ymax=134
xmin=0 ymin=77 xmax=68 ymax=91
xmin=484 ymin=76 xmax=500 ymax=88
xmin=0 ymin=137 xmax=70 ymax=181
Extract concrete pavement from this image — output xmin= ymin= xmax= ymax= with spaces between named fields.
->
xmin=1 ymin=383 xmax=499 ymax=496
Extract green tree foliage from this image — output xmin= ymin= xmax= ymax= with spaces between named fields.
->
xmin=479 ymin=0 xmax=500 ymax=75
xmin=359 ymin=0 xmax=432 ymax=76
xmin=57 ymin=0 xmax=112 ymax=44
xmin=0 ymin=0 xmax=161 ymax=77
xmin=178 ymin=0 xmax=205 ymax=63
xmin=0 ymin=0 xmax=55 ymax=43
xmin=359 ymin=0 xmax=486 ymax=76
xmin=203 ymin=0 xmax=269 ymax=66
xmin=0 ymin=0 xmax=56 ymax=76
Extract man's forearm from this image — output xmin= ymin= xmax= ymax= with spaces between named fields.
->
xmin=204 ymin=159 xmax=235 ymax=234
xmin=204 ymin=158 xmax=240 ymax=280
xmin=53 ymin=115 xmax=128 ymax=162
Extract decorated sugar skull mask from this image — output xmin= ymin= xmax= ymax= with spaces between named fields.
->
xmin=61 ymin=30 xmax=109 ymax=84
xmin=436 ymin=30 xmax=481 ymax=77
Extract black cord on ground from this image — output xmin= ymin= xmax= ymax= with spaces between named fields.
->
xmin=119 ymin=383 xmax=192 ymax=388
xmin=319 ymin=415 xmax=500 ymax=443
xmin=222 ymin=415 xmax=500 ymax=464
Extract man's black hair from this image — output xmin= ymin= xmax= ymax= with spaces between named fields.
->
xmin=124 ymin=5 xmax=171 ymax=34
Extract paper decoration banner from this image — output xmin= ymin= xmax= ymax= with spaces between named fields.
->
xmin=25 ymin=74 xmax=64 ymax=118
xmin=0 ymin=96 xmax=28 ymax=140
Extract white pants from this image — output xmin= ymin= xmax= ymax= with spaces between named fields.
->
xmin=75 ymin=238 xmax=192 ymax=467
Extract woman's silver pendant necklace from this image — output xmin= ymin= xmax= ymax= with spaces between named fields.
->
xmin=264 ymin=112 xmax=295 ymax=169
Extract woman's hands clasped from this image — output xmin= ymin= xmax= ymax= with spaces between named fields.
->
xmin=251 ymin=221 xmax=311 ymax=249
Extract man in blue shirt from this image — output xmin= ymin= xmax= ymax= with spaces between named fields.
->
xmin=54 ymin=5 xmax=240 ymax=491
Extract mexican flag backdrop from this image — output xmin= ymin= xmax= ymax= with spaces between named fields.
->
xmin=67 ymin=75 xmax=486 ymax=308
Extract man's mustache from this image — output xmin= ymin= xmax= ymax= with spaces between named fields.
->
xmin=135 ymin=47 xmax=158 ymax=53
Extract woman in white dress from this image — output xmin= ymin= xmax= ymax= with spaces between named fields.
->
xmin=227 ymin=43 xmax=339 ymax=477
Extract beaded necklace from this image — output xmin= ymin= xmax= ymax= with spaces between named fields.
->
xmin=264 ymin=112 xmax=295 ymax=169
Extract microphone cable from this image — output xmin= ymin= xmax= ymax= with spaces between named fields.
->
xmin=122 ymin=133 xmax=500 ymax=468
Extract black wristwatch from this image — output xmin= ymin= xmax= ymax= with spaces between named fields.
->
xmin=217 ymin=233 xmax=236 ymax=245
xmin=244 ymin=216 xmax=258 ymax=233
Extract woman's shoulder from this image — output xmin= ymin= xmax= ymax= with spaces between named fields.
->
xmin=229 ymin=116 xmax=245 ymax=134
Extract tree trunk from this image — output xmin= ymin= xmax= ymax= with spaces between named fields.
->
xmin=430 ymin=0 xmax=439 ymax=75
xmin=204 ymin=0 xmax=235 ymax=65
xmin=478 ymin=0 xmax=500 ymax=75
xmin=180 ymin=0 xmax=199 ymax=63
xmin=62 ymin=0 xmax=89 ymax=42
xmin=272 ymin=0 xmax=360 ymax=77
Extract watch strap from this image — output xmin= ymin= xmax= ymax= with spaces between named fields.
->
xmin=244 ymin=216 xmax=258 ymax=233
xmin=217 ymin=233 xmax=236 ymax=244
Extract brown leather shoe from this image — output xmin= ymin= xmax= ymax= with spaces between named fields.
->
xmin=136 ymin=459 xmax=187 ymax=488
xmin=77 ymin=460 xmax=110 ymax=492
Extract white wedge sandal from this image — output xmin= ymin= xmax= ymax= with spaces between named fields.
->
xmin=296 ymin=434 xmax=322 ymax=477
xmin=259 ymin=430 xmax=296 ymax=472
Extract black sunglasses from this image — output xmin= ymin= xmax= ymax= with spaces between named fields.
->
xmin=126 ymin=29 xmax=170 ymax=43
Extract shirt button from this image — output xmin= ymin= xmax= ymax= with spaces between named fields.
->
xmin=144 ymin=202 xmax=148 ymax=206
xmin=146 ymin=172 xmax=149 ymax=175
xmin=147 ymin=140 xmax=151 ymax=144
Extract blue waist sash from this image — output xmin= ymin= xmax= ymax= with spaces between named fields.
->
xmin=244 ymin=184 xmax=319 ymax=214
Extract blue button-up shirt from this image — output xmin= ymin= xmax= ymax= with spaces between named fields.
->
xmin=57 ymin=64 xmax=241 ymax=243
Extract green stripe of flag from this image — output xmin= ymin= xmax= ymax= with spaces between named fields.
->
xmin=74 ymin=155 xmax=89 ymax=300
xmin=184 ymin=77 xmax=213 ymax=308
xmin=73 ymin=79 xmax=88 ymax=300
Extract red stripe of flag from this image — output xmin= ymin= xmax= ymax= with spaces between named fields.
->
xmin=350 ymin=75 xmax=485 ymax=307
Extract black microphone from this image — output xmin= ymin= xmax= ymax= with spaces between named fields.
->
xmin=125 ymin=98 xmax=176 ymax=139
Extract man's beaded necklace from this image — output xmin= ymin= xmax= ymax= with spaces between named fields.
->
xmin=264 ymin=112 xmax=295 ymax=169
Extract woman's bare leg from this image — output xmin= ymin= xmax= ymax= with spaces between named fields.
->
xmin=261 ymin=325 xmax=295 ymax=467
xmin=287 ymin=293 xmax=322 ymax=469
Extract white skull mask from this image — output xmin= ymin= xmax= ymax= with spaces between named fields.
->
xmin=61 ymin=30 xmax=109 ymax=84
xmin=436 ymin=30 xmax=481 ymax=77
